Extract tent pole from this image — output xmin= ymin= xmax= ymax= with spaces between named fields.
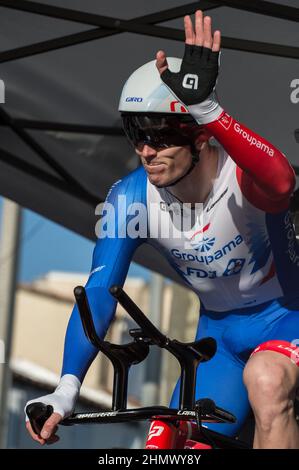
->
xmin=0 ymin=199 xmax=22 ymax=448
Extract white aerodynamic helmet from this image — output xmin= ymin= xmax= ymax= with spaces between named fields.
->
xmin=118 ymin=58 xmax=212 ymax=189
xmin=118 ymin=58 xmax=205 ymax=155
xmin=118 ymin=57 xmax=188 ymax=114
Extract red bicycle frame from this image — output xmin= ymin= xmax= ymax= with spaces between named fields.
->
xmin=145 ymin=419 xmax=212 ymax=449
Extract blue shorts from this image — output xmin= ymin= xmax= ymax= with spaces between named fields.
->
xmin=169 ymin=295 xmax=299 ymax=437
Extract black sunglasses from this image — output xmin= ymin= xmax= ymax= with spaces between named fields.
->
xmin=121 ymin=113 xmax=195 ymax=149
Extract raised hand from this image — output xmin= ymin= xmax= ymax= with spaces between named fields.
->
xmin=156 ymin=10 xmax=221 ymax=107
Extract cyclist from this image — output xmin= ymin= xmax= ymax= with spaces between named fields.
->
xmin=25 ymin=10 xmax=299 ymax=448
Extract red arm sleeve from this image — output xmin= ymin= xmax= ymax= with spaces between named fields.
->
xmin=205 ymin=111 xmax=296 ymax=212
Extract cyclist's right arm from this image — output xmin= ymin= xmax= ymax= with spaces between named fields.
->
xmin=25 ymin=168 xmax=147 ymax=444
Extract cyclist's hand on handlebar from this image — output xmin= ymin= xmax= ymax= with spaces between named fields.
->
xmin=26 ymin=411 xmax=62 ymax=445
xmin=24 ymin=374 xmax=81 ymax=445
xmin=24 ymin=391 xmax=69 ymax=446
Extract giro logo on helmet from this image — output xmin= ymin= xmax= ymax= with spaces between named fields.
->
xmin=125 ymin=97 xmax=143 ymax=102
xmin=182 ymin=74 xmax=199 ymax=90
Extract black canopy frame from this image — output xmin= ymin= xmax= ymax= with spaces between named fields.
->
xmin=0 ymin=0 xmax=298 ymax=258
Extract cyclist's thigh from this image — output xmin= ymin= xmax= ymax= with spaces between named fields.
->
xmin=265 ymin=301 xmax=299 ymax=344
xmin=246 ymin=297 xmax=299 ymax=356
xmin=169 ymin=316 xmax=250 ymax=437
xmin=252 ymin=304 xmax=299 ymax=373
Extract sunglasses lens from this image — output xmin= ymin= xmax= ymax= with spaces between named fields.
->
xmin=122 ymin=114 xmax=194 ymax=149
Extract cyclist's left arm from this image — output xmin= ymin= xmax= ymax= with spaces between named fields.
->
xmin=156 ymin=10 xmax=296 ymax=210
xmin=204 ymin=113 xmax=296 ymax=210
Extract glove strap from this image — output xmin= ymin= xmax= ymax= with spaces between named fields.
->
xmin=188 ymin=92 xmax=223 ymax=124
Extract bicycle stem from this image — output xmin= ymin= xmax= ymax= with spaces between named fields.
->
xmin=109 ymin=285 xmax=215 ymax=410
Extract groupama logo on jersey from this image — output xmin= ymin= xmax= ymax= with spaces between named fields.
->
xmin=190 ymin=236 xmax=216 ymax=252
xmin=189 ymin=223 xmax=215 ymax=252
xmin=172 ymin=234 xmax=244 ymax=266
xmin=234 ymin=123 xmax=274 ymax=157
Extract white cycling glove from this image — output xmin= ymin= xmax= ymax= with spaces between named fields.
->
xmin=24 ymin=374 xmax=81 ymax=421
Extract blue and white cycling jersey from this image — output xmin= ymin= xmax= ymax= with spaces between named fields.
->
xmin=61 ymin=146 xmax=299 ymax=382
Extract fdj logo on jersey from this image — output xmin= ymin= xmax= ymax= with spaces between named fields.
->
xmin=186 ymin=266 xmax=217 ymax=279
xmin=223 ymin=258 xmax=245 ymax=276
xmin=184 ymin=257 xmax=245 ymax=279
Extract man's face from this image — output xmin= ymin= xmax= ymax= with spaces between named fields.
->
xmin=122 ymin=113 xmax=212 ymax=186
xmin=134 ymin=126 xmax=210 ymax=187
xmin=135 ymin=143 xmax=193 ymax=187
